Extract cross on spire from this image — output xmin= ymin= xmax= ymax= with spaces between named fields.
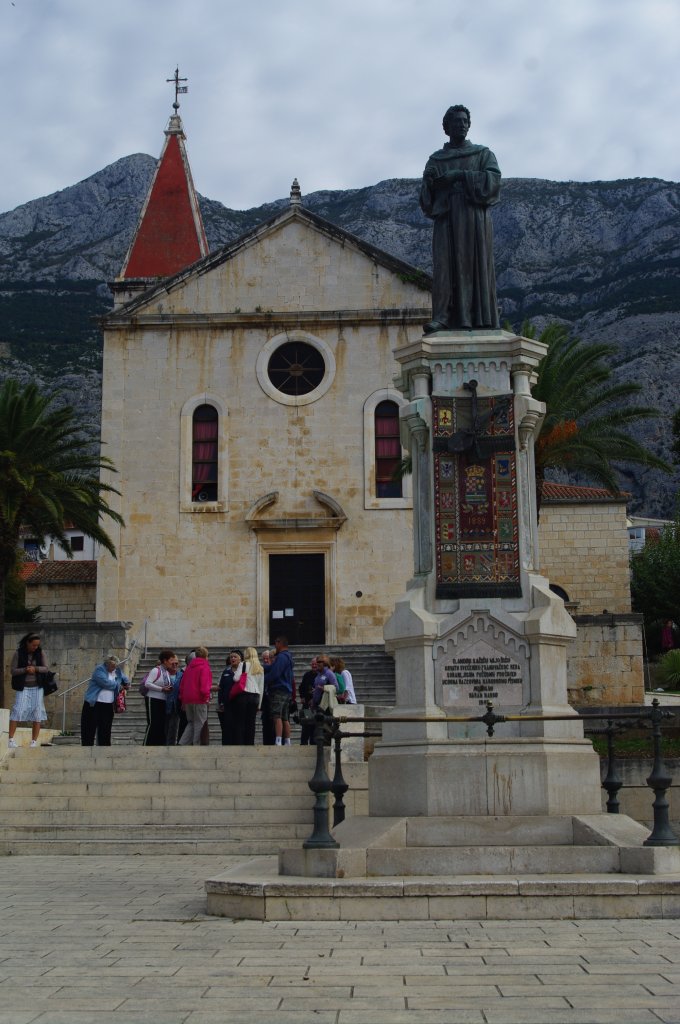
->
xmin=166 ymin=67 xmax=188 ymax=112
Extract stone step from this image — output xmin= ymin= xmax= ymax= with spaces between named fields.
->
xmin=365 ymin=844 xmax=622 ymax=876
xmin=0 ymin=806 xmax=314 ymax=825
xmin=0 ymin=780 xmax=315 ymax=799
xmin=402 ymin=815 xmax=577 ymax=847
xmin=0 ymin=822 xmax=311 ymax=840
xmin=0 ymin=766 xmax=314 ymax=784
xmin=0 ymin=738 xmax=324 ymax=855
xmin=0 ymin=837 xmax=305 ymax=856
xmin=4 ymin=746 xmax=315 ymax=767
xmin=0 ymin=790 xmax=314 ymax=810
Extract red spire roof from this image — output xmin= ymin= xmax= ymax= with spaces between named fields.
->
xmin=119 ymin=114 xmax=208 ymax=279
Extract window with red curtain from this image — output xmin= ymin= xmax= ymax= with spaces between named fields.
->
xmin=375 ymin=400 xmax=402 ymax=498
xmin=192 ymin=404 xmax=218 ymax=502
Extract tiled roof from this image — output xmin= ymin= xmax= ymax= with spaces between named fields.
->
xmin=18 ymin=562 xmax=40 ymax=581
xmin=542 ymin=482 xmax=629 ymax=504
xmin=25 ymin=561 xmax=97 ymax=585
xmin=121 ymin=116 xmax=208 ymax=279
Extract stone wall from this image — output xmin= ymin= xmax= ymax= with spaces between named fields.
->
xmin=29 ymin=583 xmax=96 ymax=622
xmin=3 ymin=621 xmax=138 ymax=733
xmin=568 ymin=614 xmax=645 ymax=705
xmin=539 ymin=498 xmax=631 ymax=614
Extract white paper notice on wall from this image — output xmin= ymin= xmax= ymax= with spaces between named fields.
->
xmin=285 ymin=608 xmax=294 ymax=617
xmin=272 ymin=610 xmax=284 ymax=619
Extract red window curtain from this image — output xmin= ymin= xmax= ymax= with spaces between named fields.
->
xmin=192 ymin=405 xmax=218 ymax=499
xmin=375 ymin=401 xmax=402 ymax=498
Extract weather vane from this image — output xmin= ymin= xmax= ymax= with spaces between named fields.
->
xmin=166 ymin=67 xmax=188 ymax=112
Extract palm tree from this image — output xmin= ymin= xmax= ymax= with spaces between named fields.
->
xmin=0 ymin=380 xmax=123 ymax=706
xmin=395 ymin=322 xmax=670 ymax=514
xmin=526 ymin=322 xmax=670 ymax=512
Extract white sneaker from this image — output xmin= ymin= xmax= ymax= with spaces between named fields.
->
xmin=8 ymin=738 xmax=17 ymax=749
xmin=29 ymin=740 xmax=38 ymax=748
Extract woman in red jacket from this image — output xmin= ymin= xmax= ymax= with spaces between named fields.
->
xmin=178 ymin=646 xmax=212 ymax=745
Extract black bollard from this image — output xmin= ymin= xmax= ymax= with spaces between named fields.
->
xmin=643 ymin=699 xmax=679 ymax=847
xmin=330 ymin=727 xmax=349 ymax=828
xmin=302 ymin=711 xmax=339 ymax=850
xmin=602 ymin=719 xmax=622 ymax=814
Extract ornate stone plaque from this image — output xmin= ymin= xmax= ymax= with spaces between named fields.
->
xmin=434 ymin=613 xmax=529 ymax=710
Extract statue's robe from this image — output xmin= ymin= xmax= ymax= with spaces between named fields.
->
xmin=420 ymin=141 xmax=501 ymax=330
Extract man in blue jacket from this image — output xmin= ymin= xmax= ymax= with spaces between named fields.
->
xmin=263 ymin=636 xmax=294 ymax=747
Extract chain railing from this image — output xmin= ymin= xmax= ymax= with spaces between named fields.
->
xmin=302 ymin=699 xmax=679 ymax=850
xmin=58 ymin=619 xmax=148 ymax=735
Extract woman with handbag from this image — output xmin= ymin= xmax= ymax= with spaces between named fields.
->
xmin=217 ymin=649 xmax=246 ymax=745
xmin=239 ymin=647 xmax=264 ymax=745
xmin=81 ymin=654 xmax=129 ymax=746
xmin=8 ymin=633 xmax=51 ymax=748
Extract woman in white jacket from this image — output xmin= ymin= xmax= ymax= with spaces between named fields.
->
xmin=227 ymin=647 xmax=261 ymax=745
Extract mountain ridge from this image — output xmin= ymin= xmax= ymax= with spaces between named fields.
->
xmin=0 ymin=154 xmax=678 ymax=517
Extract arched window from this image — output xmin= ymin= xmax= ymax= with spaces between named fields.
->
xmin=375 ymin=401 xmax=402 ymax=499
xmin=192 ymin=404 xmax=218 ymax=502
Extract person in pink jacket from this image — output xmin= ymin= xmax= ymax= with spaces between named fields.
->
xmin=178 ymin=646 xmax=212 ymax=745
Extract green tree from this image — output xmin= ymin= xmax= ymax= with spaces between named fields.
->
xmin=0 ymin=380 xmax=123 ymax=706
xmin=526 ymin=323 xmax=670 ymax=511
xmin=630 ymin=514 xmax=680 ymax=641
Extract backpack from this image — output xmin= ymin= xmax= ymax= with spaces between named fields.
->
xmin=138 ymin=666 xmax=161 ymax=697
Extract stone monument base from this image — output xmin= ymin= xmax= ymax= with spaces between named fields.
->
xmin=367 ymin=737 xmax=603 ymax=817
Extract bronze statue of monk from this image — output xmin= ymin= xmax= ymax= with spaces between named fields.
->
xmin=420 ymin=105 xmax=501 ymax=333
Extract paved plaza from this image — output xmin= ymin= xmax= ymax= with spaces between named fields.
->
xmin=0 ymin=856 xmax=680 ymax=1023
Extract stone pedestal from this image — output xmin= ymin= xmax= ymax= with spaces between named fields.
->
xmin=369 ymin=329 xmax=602 ymax=817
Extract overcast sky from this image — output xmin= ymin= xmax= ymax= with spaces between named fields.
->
xmin=2 ymin=0 xmax=679 ymax=215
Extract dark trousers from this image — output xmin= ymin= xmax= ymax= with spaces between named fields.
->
xmin=260 ymin=693 xmax=275 ymax=745
xmin=300 ymin=716 xmax=315 ymax=745
xmin=217 ymin=708 xmax=230 ymax=746
xmin=81 ymin=701 xmax=114 ymax=746
xmin=144 ymin=697 xmax=167 ymax=746
xmin=225 ymin=692 xmax=259 ymax=745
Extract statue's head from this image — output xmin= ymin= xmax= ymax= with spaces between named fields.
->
xmin=442 ymin=105 xmax=471 ymax=135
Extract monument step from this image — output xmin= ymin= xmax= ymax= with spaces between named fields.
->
xmin=402 ymin=815 xmax=577 ymax=847
xmin=366 ymin=844 xmax=621 ymax=876
xmin=205 ymin=861 xmax=680 ymax=922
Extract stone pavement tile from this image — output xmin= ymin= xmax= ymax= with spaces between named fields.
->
xmin=338 ymin=1012 xmax=484 ymax=1023
xmin=407 ymin=996 xmax=570 ymax=1009
xmin=568 ymin=994 xmax=680 ymax=1008
xmin=279 ymin=996 xmax=406 ymax=1011
xmin=185 ymin=1013 xmax=339 ymax=1024
xmin=653 ymin=1013 xmax=680 ymax=1023
xmin=30 ymin=1013 xmax=191 ymax=1024
xmin=482 ymin=1011 xmax=661 ymax=1023
xmin=0 ymin=1013 xmax=42 ymax=1024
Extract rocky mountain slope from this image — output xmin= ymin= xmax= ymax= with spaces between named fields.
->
xmin=0 ymin=155 xmax=678 ymax=516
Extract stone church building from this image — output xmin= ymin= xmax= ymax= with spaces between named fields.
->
xmin=97 ymin=111 xmax=430 ymax=648
xmin=94 ymin=108 xmax=643 ymax=703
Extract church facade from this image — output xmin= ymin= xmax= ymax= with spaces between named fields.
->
xmin=96 ymin=114 xmax=431 ymax=647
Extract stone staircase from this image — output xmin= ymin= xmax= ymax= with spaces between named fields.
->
xmin=0 ymin=745 xmax=318 ymax=855
xmin=113 ymin=644 xmax=395 ymax=745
